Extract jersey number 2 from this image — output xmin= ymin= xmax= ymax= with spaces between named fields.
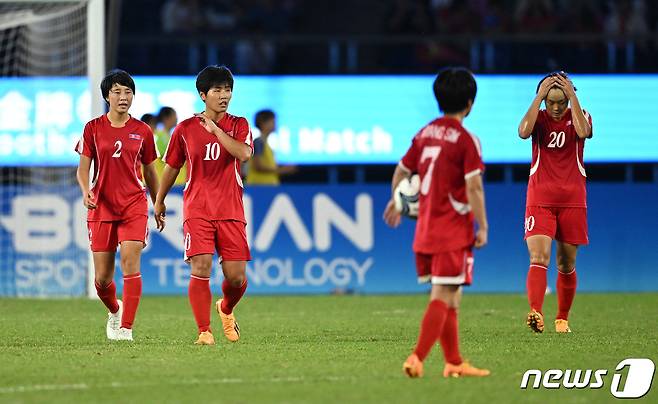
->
xmin=112 ymin=140 xmax=122 ymax=158
xmin=420 ymin=146 xmax=441 ymax=195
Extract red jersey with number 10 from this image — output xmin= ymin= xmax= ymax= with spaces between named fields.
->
xmin=75 ymin=114 xmax=158 ymax=221
xmin=163 ymin=113 xmax=253 ymax=223
xmin=400 ymin=117 xmax=485 ymax=254
xmin=526 ymin=108 xmax=593 ymax=208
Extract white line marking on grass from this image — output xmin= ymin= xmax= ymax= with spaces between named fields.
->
xmin=0 ymin=375 xmax=353 ymax=394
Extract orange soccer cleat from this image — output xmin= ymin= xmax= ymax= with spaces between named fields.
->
xmin=443 ymin=361 xmax=491 ymax=378
xmin=555 ymin=319 xmax=572 ymax=333
xmin=216 ymin=299 xmax=240 ymax=342
xmin=403 ymin=353 xmax=424 ymax=378
xmin=194 ymin=331 xmax=215 ymax=345
xmin=527 ymin=310 xmax=544 ymax=333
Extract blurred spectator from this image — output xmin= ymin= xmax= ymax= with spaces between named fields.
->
xmin=140 ymin=113 xmax=157 ymax=133
xmin=605 ymin=0 xmax=649 ymax=36
xmin=154 ymin=107 xmax=187 ymax=185
xmin=161 ymin=0 xmax=204 ymax=34
xmin=246 ymin=110 xmax=297 ymax=185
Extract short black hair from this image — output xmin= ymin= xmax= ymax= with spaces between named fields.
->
xmin=433 ymin=67 xmax=477 ymax=113
xmin=536 ymin=70 xmax=577 ymax=93
xmin=254 ymin=109 xmax=275 ymax=130
xmin=157 ymin=106 xmax=176 ymax=121
xmin=195 ymin=65 xmax=234 ymax=96
xmin=140 ymin=113 xmax=157 ymax=126
xmin=100 ymin=69 xmax=135 ymax=100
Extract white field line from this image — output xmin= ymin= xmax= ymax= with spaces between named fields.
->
xmin=0 ymin=376 xmax=352 ymax=394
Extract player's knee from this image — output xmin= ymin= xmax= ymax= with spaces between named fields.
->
xmin=120 ymin=256 xmax=139 ymax=274
xmin=529 ymin=252 xmax=550 ymax=267
xmin=191 ymin=257 xmax=213 ymax=276
xmin=557 ymin=259 xmax=575 ymax=273
xmin=94 ymin=275 xmax=113 ymax=287
xmin=226 ymin=273 xmax=245 ymax=287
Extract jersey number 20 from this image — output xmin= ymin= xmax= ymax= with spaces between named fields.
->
xmin=419 ymin=146 xmax=442 ymax=195
xmin=548 ymin=131 xmax=565 ymax=148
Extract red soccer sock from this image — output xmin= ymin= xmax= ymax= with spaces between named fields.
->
xmin=95 ymin=280 xmax=119 ymax=314
xmin=413 ymin=299 xmax=448 ymax=362
xmin=439 ymin=307 xmax=463 ymax=366
xmin=189 ymin=275 xmax=212 ymax=333
xmin=526 ymin=264 xmax=548 ymax=314
xmin=556 ymin=269 xmax=577 ymax=320
xmin=220 ymin=278 xmax=248 ymax=315
xmin=121 ymin=273 xmax=142 ymax=329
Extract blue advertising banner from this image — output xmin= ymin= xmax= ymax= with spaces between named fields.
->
xmin=1 ymin=183 xmax=657 ymax=297
xmin=1 ymin=75 xmax=658 ymax=166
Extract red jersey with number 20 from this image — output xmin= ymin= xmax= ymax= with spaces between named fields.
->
xmin=163 ymin=113 xmax=253 ymax=223
xmin=75 ymin=114 xmax=158 ymax=221
xmin=400 ymin=117 xmax=485 ymax=254
xmin=526 ymin=108 xmax=593 ymax=208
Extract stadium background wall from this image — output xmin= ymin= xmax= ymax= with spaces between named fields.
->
xmin=1 ymin=184 xmax=656 ymax=297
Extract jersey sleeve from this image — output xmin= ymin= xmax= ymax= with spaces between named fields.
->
xmin=141 ymin=127 xmax=159 ymax=165
xmin=461 ymin=132 xmax=484 ymax=180
xmin=235 ymin=117 xmax=254 ymax=154
xmin=400 ymin=134 xmax=421 ymax=173
xmin=75 ymin=122 xmax=95 ymax=158
xmin=162 ymin=125 xmax=186 ymax=169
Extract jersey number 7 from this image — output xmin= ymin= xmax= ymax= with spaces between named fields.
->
xmin=419 ymin=146 xmax=441 ymax=195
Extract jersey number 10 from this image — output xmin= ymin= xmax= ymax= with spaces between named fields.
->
xmin=204 ymin=142 xmax=221 ymax=160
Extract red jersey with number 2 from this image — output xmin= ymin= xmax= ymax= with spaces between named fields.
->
xmin=163 ymin=113 xmax=253 ymax=223
xmin=75 ymin=114 xmax=158 ymax=221
xmin=526 ymin=108 xmax=593 ymax=208
xmin=400 ymin=117 xmax=485 ymax=254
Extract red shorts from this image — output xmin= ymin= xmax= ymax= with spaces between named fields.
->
xmin=87 ymin=215 xmax=149 ymax=252
xmin=415 ymin=248 xmax=474 ymax=286
xmin=524 ymin=206 xmax=588 ymax=245
xmin=183 ymin=218 xmax=251 ymax=262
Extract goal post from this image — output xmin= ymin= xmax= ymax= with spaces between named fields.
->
xmin=0 ymin=0 xmax=105 ymax=298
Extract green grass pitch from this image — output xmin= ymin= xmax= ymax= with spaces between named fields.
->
xmin=1 ymin=293 xmax=656 ymax=403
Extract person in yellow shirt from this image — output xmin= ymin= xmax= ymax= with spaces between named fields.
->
xmin=154 ymin=106 xmax=187 ymax=185
xmin=246 ymin=109 xmax=296 ymax=185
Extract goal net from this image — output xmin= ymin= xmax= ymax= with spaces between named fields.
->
xmin=0 ymin=0 xmax=103 ymax=297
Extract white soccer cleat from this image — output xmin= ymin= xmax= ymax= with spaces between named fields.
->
xmin=106 ymin=300 xmax=123 ymax=340
xmin=115 ymin=327 xmax=133 ymax=341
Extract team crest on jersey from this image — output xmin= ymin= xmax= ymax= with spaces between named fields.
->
xmin=128 ymin=133 xmax=142 ymax=140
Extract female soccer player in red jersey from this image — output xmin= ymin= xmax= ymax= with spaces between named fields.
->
xmin=76 ymin=70 xmax=160 ymax=341
xmin=518 ymin=71 xmax=593 ymax=334
xmin=384 ymin=68 xmax=490 ymax=378
xmin=154 ymin=66 xmax=253 ymax=345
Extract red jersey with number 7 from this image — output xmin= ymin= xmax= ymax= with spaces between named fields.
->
xmin=526 ymin=108 xmax=593 ymax=208
xmin=163 ymin=113 xmax=253 ymax=223
xmin=400 ymin=117 xmax=485 ymax=254
xmin=75 ymin=114 xmax=158 ymax=221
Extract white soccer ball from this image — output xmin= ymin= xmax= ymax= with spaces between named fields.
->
xmin=394 ymin=174 xmax=420 ymax=218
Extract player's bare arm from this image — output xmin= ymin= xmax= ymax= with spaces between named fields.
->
xmin=76 ymin=155 xmax=96 ymax=209
xmin=154 ymin=164 xmax=180 ymax=232
xmin=555 ymin=75 xmax=591 ymax=139
xmin=518 ymin=76 xmax=556 ymax=139
xmin=383 ymin=164 xmax=411 ymax=228
xmin=466 ymin=174 xmax=488 ymax=248
xmin=195 ymin=113 xmax=252 ymax=162
xmin=142 ymin=161 xmax=160 ymax=205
